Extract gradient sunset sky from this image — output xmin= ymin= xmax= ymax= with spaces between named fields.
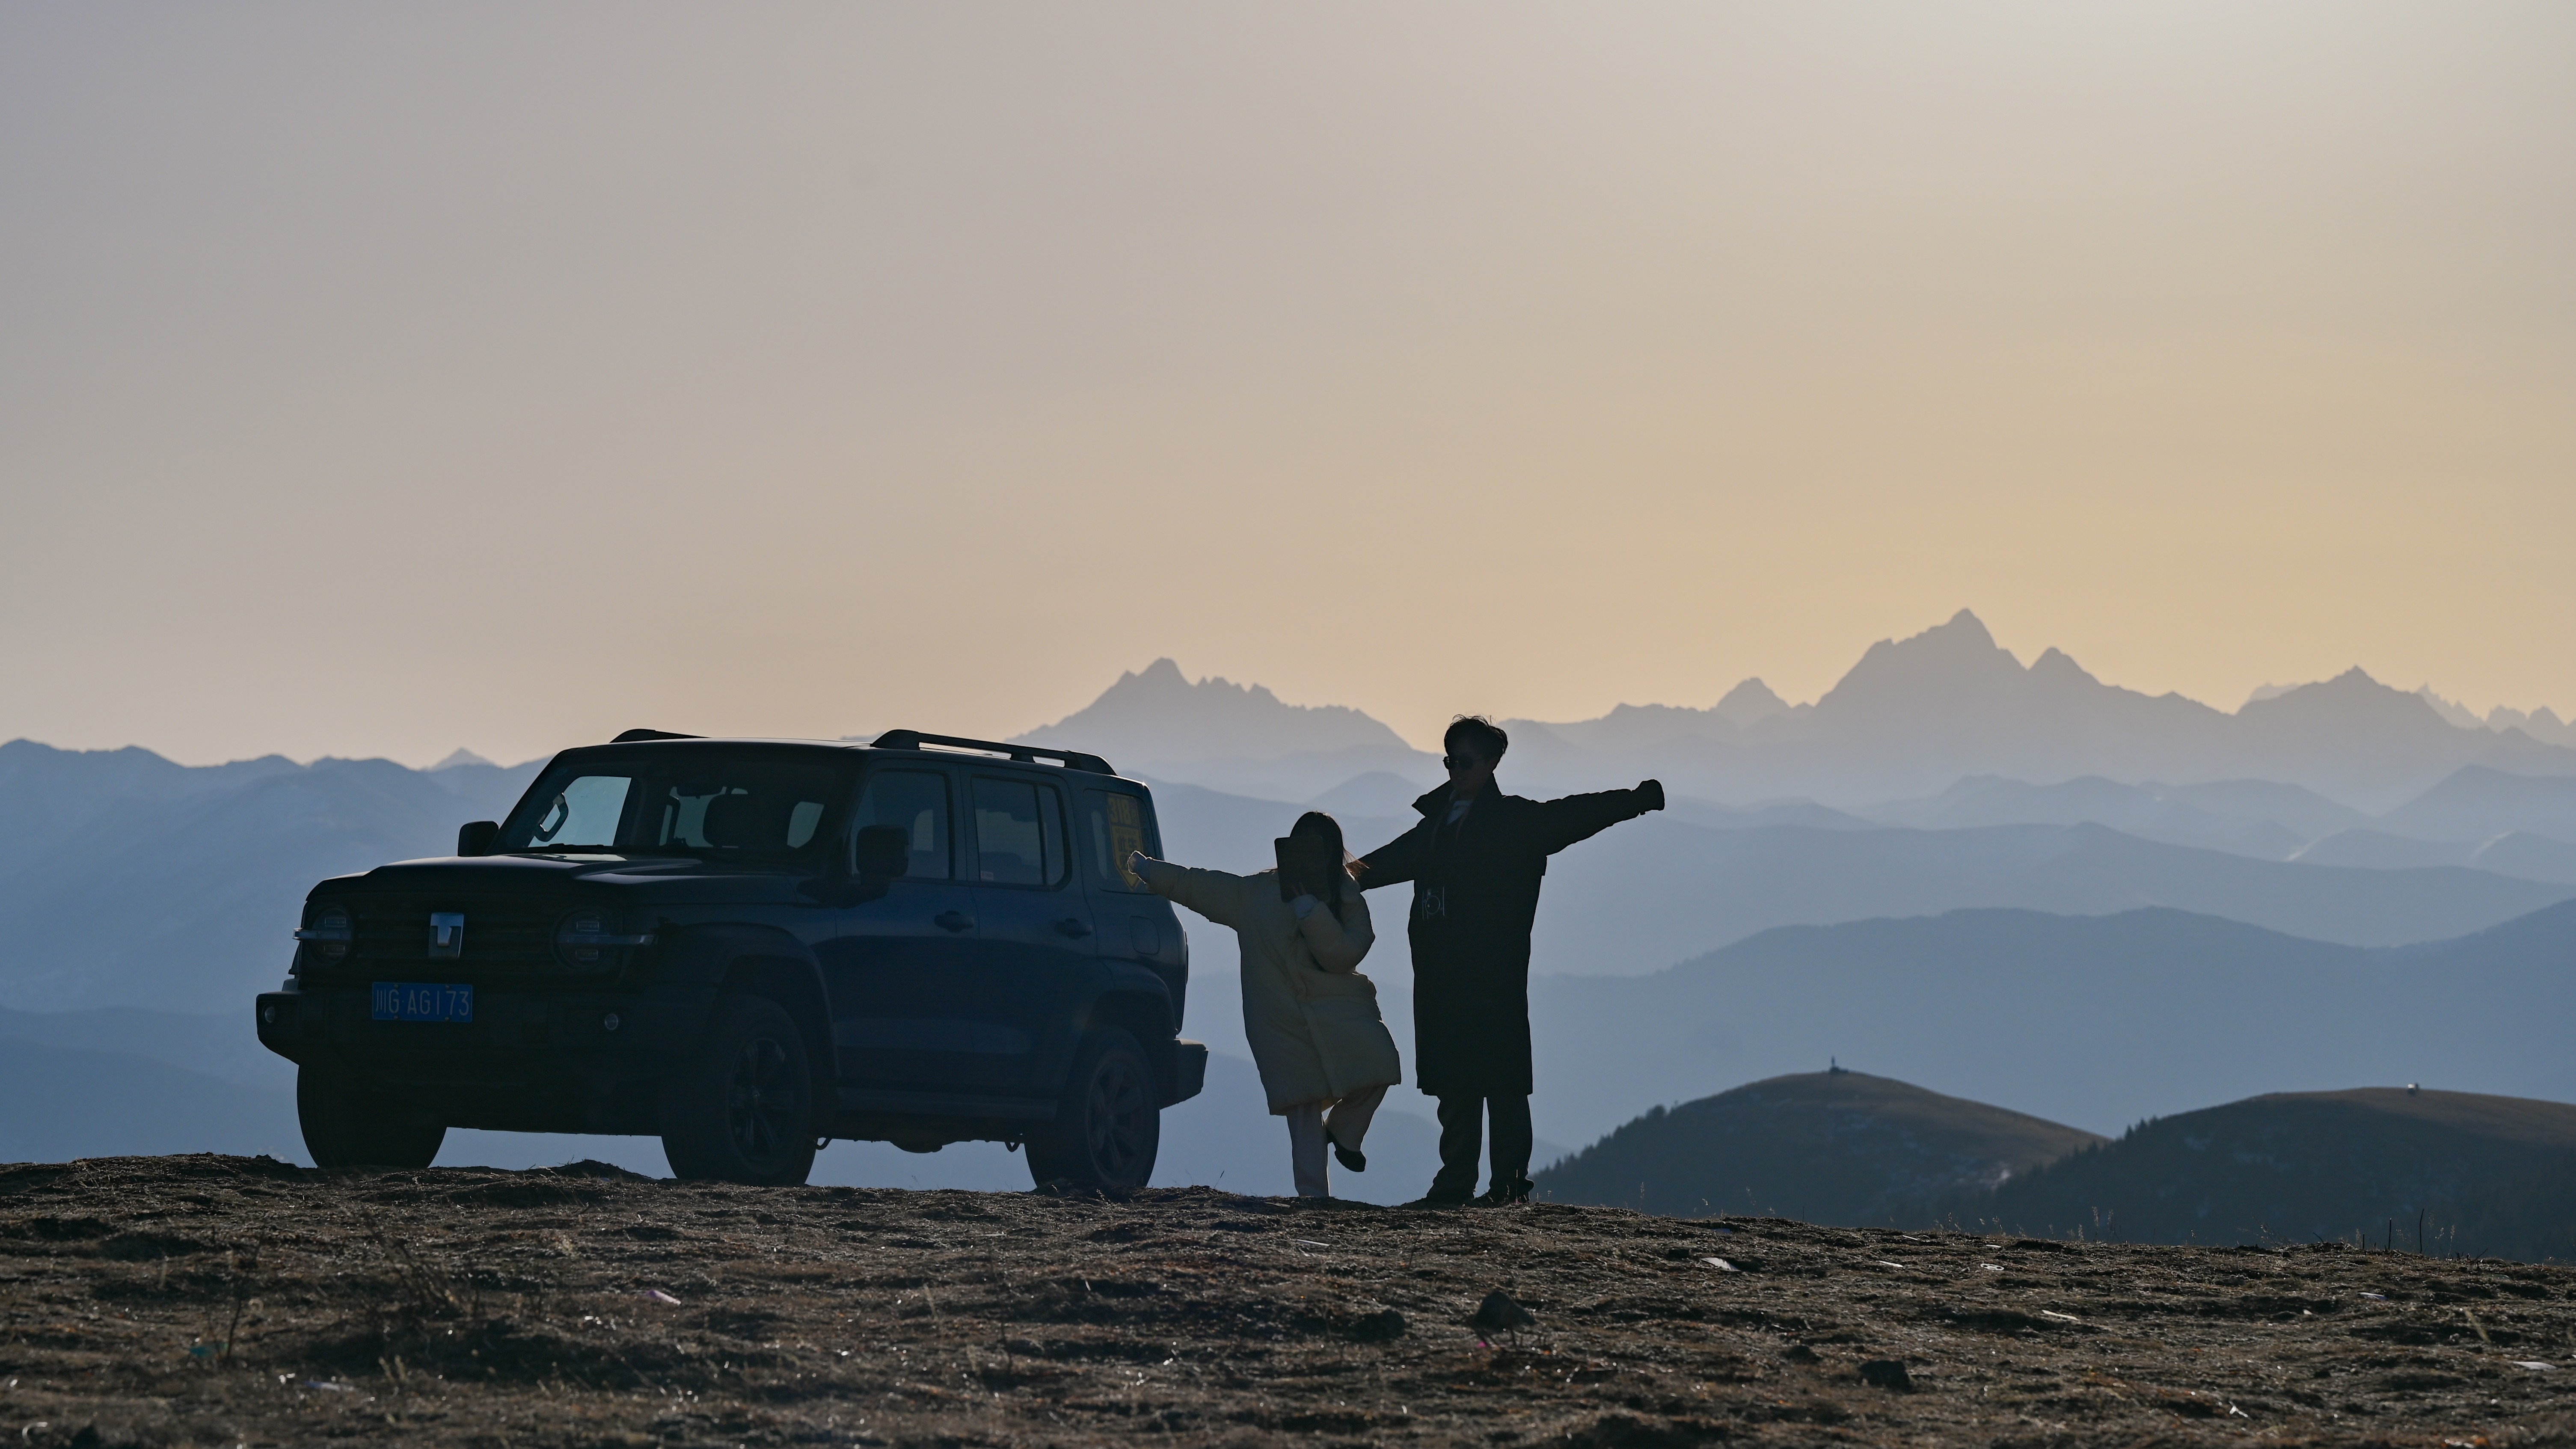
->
xmin=5 ymin=2 xmax=2571 ymax=765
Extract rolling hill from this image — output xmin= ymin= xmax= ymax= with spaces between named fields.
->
xmin=1533 ymin=1069 xmax=2102 ymax=1225
xmin=1982 ymin=1087 xmax=2576 ymax=1249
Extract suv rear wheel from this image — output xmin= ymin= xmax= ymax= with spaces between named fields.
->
xmin=660 ymin=995 xmax=819 ymax=1185
xmin=298 ymin=1066 xmax=446 ymax=1170
xmin=1026 ymin=1028 xmax=1159 ymax=1192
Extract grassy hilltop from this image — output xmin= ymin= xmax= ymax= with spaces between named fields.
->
xmin=7 ymin=1156 xmax=2576 ymax=1447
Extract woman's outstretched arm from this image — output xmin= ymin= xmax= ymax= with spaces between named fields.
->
xmin=1128 ymin=852 xmax=1251 ymax=930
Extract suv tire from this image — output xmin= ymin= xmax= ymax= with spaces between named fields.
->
xmin=1026 ymin=1027 xmax=1159 ymax=1192
xmin=660 ymin=995 xmax=819 ymax=1185
xmin=298 ymin=1066 xmax=446 ymax=1170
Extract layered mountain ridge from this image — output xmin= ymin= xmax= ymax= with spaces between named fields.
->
xmin=1017 ymin=609 xmax=2576 ymax=813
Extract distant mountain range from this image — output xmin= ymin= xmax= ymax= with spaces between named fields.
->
xmin=1499 ymin=612 xmax=2576 ymax=811
xmin=1516 ymin=899 xmax=2576 ymax=1151
xmin=1149 ymin=783 xmax=2573 ymax=978
xmin=1020 ymin=612 xmax=2576 ymax=815
xmin=0 ymin=740 xmax=541 ymax=1012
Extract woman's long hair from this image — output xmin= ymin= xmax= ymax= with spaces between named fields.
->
xmin=1289 ymin=810 xmax=1365 ymax=923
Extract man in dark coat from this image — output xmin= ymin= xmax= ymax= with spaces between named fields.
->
xmin=1358 ymin=716 xmax=1662 ymax=1205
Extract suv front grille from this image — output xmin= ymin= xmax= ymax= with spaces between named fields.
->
xmin=319 ymin=895 xmax=561 ymax=977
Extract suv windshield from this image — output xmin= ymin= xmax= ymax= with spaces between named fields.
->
xmin=499 ymin=754 xmax=845 ymax=859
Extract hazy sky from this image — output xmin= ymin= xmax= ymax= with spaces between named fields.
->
xmin=5 ymin=2 xmax=2572 ymax=766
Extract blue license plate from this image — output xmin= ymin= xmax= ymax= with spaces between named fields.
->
xmin=372 ymin=982 xmax=474 ymax=1023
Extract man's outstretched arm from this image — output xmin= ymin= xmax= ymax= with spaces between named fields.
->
xmin=1534 ymin=779 xmax=1664 ymax=854
xmin=1356 ymin=818 xmax=1433 ymax=889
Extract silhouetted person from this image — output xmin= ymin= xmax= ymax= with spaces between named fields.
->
xmin=1358 ymin=716 xmax=1662 ymax=1205
xmin=1129 ymin=811 xmax=1401 ymax=1199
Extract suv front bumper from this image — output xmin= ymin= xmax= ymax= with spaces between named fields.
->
xmin=255 ymin=981 xmax=718 ymax=1133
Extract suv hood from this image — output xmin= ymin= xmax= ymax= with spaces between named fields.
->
xmin=317 ymin=853 xmax=810 ymax=902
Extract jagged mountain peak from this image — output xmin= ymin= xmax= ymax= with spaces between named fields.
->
xmin=1814 ymin=609 xmax=2032 ymax=719
xmin=2241 ymin=667 xmax=2421 ymax=716
xmin=1016 ymin=660 xmax=1417 ymax=772
xmin=1713 ymin=677 xmax=1794 ymax=725
xmin=1856 ymin=610 xmax=2016 ymax=669
xmin=2029 ymin=647 xmax=2098 ymax=684
xmin=1058 ymin=659 xmax=1315 ymax=719
xmin=2417 ymin=686 xmax=2487 ymax=730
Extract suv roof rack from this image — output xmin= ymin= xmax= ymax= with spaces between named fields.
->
xmin=870 ymin=729 xmax=1115 ymax=776
xmin=611 ymin=728 xmax=703 ymax=742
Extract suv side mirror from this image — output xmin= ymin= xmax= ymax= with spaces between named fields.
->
xmin=457 ymin=820 xmax=499 ymax=857
xmin=854 ymin=826 xmax=911 ymax=880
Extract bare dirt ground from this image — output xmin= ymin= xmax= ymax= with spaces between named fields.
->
xmin=6 ymin=1156 xmax=2576 ymax=1448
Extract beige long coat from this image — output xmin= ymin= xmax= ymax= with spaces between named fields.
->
xmin=1136 ymin=860 xmax=1403 ymax=1113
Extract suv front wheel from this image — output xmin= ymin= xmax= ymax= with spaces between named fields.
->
xmin=298 ymin=1066 xmax=446 ymax=1170
xmin=660 ymin=995 xmax=819 ymax=1185
xmin=1027 ymin=1028 xmax=1159 ymax=1192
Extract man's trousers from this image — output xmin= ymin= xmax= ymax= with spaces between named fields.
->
xmin=1431 ymin=1092 xmax=1532 ymax=1201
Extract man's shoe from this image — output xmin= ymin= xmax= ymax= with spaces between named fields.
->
xmin=1475 ymin=1179 xmax=1534 ymax=1207
xmin=1407 ymin=1188 xmax=1472 ymax=1209
xmin=1333 ymin=1142 xmax=1366 ymax=1173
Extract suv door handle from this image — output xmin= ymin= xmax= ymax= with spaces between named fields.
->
xmin=1054 ymin=917 xmax=1092 ymax=939
xmin=935 ymin=910 xmax=976 ymax=933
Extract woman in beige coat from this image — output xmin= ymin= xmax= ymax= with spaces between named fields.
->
xmin=1129 ymin=811 xmax=1402 ymax=1199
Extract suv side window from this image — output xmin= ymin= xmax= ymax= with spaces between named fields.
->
xmin=852 ymin=769 xmax=953 ymax=879
xmin=1080 ymin=788 xmax=1155 ymax=891
xmin=970 ymin=776 xmax=1065 ymax=886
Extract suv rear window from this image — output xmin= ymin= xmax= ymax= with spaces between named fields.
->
xmin=502 ymin=755 xmax=843 ymax=859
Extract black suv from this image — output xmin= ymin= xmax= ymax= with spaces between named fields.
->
xmin=254 ymin=730 xmax=1203 ymax=1189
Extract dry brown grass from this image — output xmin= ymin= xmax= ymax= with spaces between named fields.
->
xmin=4 ymin=1154 xmax=2576 ymax=1447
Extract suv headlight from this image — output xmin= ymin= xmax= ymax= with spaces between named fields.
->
xmin=293 ymin=903 xmax=354 ymax=966
xmin=555 ymin=910 xmax=656 ymax=973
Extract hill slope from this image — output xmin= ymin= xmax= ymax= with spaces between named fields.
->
xmin=2440 ymin=1149 xmax=2576 ymax=1263
xmin=1985 ymin=1088 xmax=2576 ymax=1250
xmin=1534 ymin=1069 xmax=2102 ymax=1225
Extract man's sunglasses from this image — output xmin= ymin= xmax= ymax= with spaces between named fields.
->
xmin=1442 ymin=754 xmax=1490 ymax=771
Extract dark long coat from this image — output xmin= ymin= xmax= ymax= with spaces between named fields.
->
xmin=1357 ymin=781 xmax=1656 ymax=1097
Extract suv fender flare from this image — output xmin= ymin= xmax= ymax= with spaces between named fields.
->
xmin=652 ymin=923 xmax=840 ymax=1090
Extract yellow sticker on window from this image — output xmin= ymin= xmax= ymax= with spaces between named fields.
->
xmin=1106 ymin=793 xmax=1146 ymax=887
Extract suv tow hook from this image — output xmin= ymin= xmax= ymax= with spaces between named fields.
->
xmin=1054 ymin=918 xmax=1092 ymax=939
xmin=934 ymin=910 xmax=976 ymax=933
